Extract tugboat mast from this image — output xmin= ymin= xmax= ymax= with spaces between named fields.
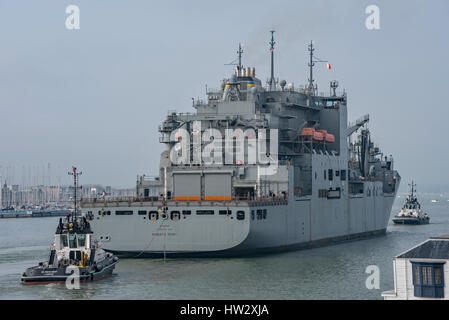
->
xmin=68 ymin=166 xmax=82 ymax=223
xmin=409 ymin=181 xmax=416 ymax=197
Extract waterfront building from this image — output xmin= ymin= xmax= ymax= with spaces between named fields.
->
xmin=382 ymin=235 xmax=449 ymax=300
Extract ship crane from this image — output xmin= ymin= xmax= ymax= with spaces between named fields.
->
xmin=347 ymin=114 xmax=369 ymax=136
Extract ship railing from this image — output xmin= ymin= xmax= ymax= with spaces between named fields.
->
xmin=138 ymin=175 xmax=159 ymax=182
xmin=80 ymin=195 xmax=288 ymax=204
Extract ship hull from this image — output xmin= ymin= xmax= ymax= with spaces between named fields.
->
xmin=85 ymin=180 xmax=398 ymax=258
xmin=21 ymin=259 xmax=118 ymax=285
xmin=106 ymin=228 xmax=387 ymax=258
xmin=392 ymin=217 xmax=429 ymax=225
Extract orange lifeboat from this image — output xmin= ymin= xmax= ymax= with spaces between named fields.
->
xmin=316 ymin=129 xmax=327 ymax=135
xmin=313 ymin=131 xmax=324 ymax=141
xmin=325 ymin=133 xmax=335 ymax=143
xmin=301 ymin=127 xmax=315 ymax=136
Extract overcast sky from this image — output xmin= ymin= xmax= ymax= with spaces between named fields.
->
xmin=0 ymin=0 xmax=448 ymax=191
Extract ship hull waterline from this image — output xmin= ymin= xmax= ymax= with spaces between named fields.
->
xmin=21 ymin=260 xmax=118 ymax=285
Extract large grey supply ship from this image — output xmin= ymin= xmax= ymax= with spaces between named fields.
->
xmin=81 ymin=33 xmax=400 ymax=257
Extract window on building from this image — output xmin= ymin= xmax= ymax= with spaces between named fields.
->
xmin=251 ymin=210 xmax=255 ymax=220
xmin=324 ymin=170 xmax=326 ymax=180
xmin=412 ymin=262 xmax=445 ymax=298
xmin=262 ymin=209 xmax=267 ymax=219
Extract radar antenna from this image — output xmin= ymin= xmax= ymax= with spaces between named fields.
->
xmin=269 ymin=30 xmax=276 ymax=91
xmin=68 ymin=166 xmax=82 ymax=223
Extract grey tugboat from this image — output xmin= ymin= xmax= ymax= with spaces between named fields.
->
xmin=21 ymin=167 xmax=119 ymax=284
xmin=392 ymin=181 xmax=429 ymax=225
xmin=81 ymin=32 xmax=400 ymax=258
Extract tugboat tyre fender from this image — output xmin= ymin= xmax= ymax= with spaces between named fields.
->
xmin=95 ymin=264 xmax=103 ymax=272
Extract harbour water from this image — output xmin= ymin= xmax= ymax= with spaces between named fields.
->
xmin=1 ymin=195 xmax=448 ymax=300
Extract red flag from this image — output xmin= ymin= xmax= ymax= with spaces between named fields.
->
xmin=326 ymin=63 xmax=331 ymax=70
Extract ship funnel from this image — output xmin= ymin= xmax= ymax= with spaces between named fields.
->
xmin=251 ymin=67 xmax=255 ymax=77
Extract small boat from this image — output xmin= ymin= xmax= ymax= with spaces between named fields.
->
xmin=392 ymin=181 xmax=429 ymax=225
xmin=21 ymin=167 xmax=119 ymax=285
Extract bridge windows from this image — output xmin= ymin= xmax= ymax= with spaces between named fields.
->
xmin=219 ymin=210 xmax=232 ymax=215
xmin=77 ymin=234 xmax=86 ymax=247
xmin=61 ymin=234 xmax=68 ymax=247
xmin=138 ymin=210 xmax=147 ymax=215
xmin=182 ymin=210 xmax=191 ymax=215
xmin=69 ymin=234 xmax=77 ymax=248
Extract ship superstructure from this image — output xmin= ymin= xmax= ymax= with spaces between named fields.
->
xmin=81 ymin=34 xmax=400 ymax=257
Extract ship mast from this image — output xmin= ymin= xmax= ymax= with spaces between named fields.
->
xmin=308 ymin=40 xmax=315 ymax=94
xmin=269 ymin=30 xmax=276 ymax=91
xmin=237 ymin=43 xmax=243 ymax=76
xmin=307 ymin=41 xmax=328 ymax=95
xmin=68 ymin=166 xmax=82 ymax=223
xmin=409 ymin=181 xmax=416 ymax=197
